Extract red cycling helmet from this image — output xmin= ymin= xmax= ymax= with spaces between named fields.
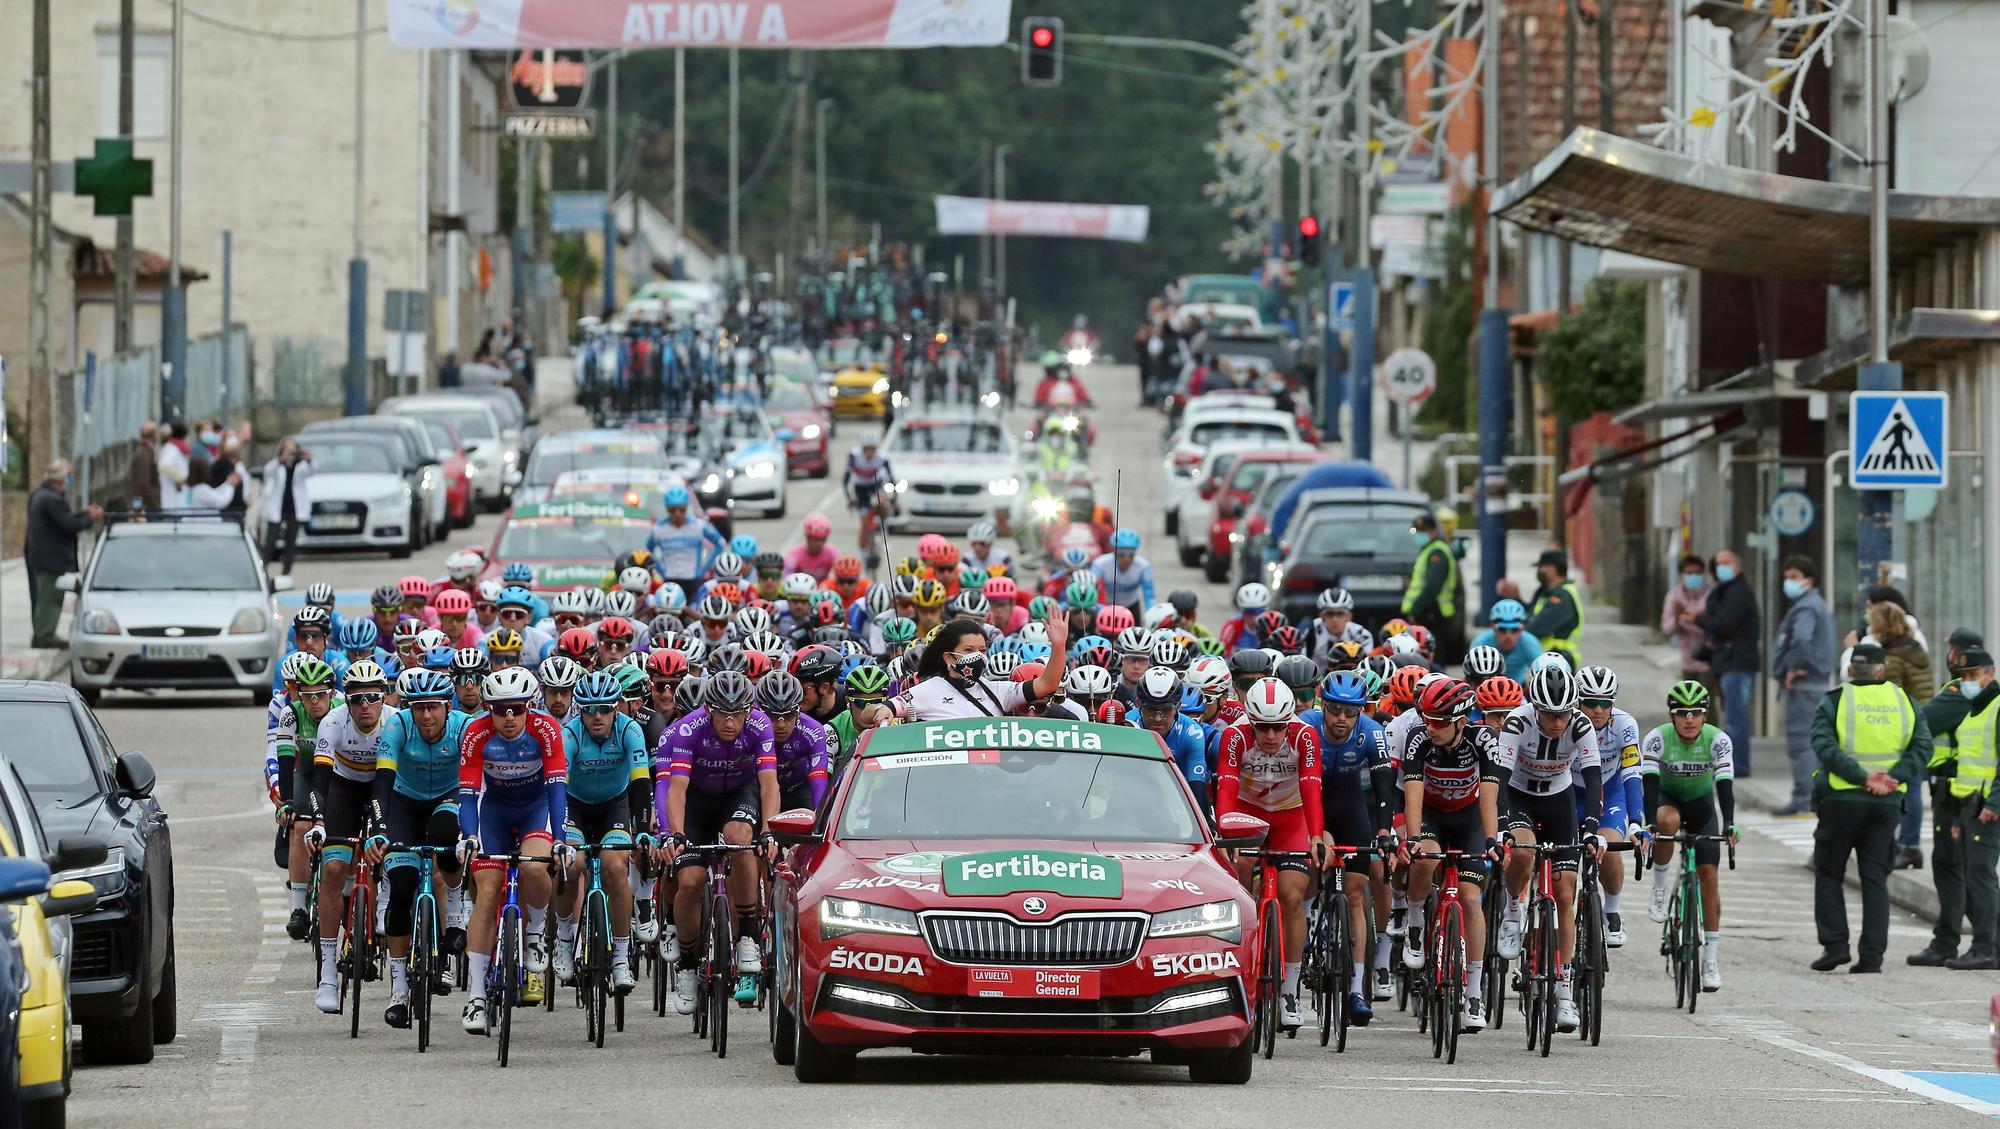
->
xmin=1254 ymin=610 xmax=1287 ymax=639
xmin=598 ymin=617 xmax=635 ymax=643
xmin=1406 ymin=623 xmax=1434 ymax=655
xmin=1012 ymin=661 xmax=1045 ymax=684
xmin=743 ymin=650 xmax=774 ymax=680
xmin=398 ymin=575 xmax=432 ymax=600
xmin=1094 ymin=605 xmax=1136 ymax=635
xmin=645 ymin=649 xmax=688 ymax=680
xmin=1418 ymin=678 xmax=1476 ymax=722
xmin=1267 ymin=624 xmax=1303 ymax=655
xmin=557 ymin=628 xmax=598 ymax=660
xmin=984 ymin=576 xmax=1018 ymax=603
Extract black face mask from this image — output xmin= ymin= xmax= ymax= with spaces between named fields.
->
xmin=948 ymin=651 xmax=987 ymax=681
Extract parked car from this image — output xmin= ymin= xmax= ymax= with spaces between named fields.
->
xmin=299 ymin=417 xmax=446 ymax=548
xmin=1267 ymin=487 xmax=1465 ymax=648
xmin=1162 ymin=408 xmax=1303 ymax=528
xmin=516 ymin=430 xmax=668 ymax=507
xmin=762 ymin=378 xmax=834 ymax=478
xmin=882 ymin=413 xmax=1022 ymax=534
xmin=394 ymin=414 xmax=474 ymax=530
xmin=1164 ymin=439 xmax=1262 ymax=540
xmin=0 ymin=680 xmax=175 ymax=1067
xmin=769 ymin=343 xmax=830 ymax=401
xmin=1182 ymin=448 xmax=1323 ymax=575
xmin=64 ymin=516 xmax=291 ymax=705
xmin=1227 ymin=464 xmax=1317 ymax=587
xmin=693 ymin=404 xmax=789 ymax=518
xmin=280 ymin=433 xmax=422 ymax=559
xmin=379 ymin=394 xmax=514 ymax=512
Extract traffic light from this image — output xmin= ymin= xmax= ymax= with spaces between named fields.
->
xmin=1022 ymin=17 xmax=1063 ymax=87
xmin=1297 ymin=216 xmax=1322 ymax=267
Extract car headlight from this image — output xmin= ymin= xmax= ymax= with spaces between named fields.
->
xmin=700 ymin=474 xmax=722 ymax=494
xmin=1148 ymin=900 xmax=1241 ymax=942
xmin=58 ymin=846 xmax=124 ymax=897
xmin=1057 ymin=414 xmax=1080 ymax=433
xmin=743 ymin=462 xmax=777 ymax=480
xmin=1228 ymin=531 xmax=1244 ymax=543
xmin=893 ymin=479 xmax=910 ymax=495
xmin=228 ymin=607 xmax=268 ymax=635
xmin=800 ymin=424 xmax=822 ymax=441
xmin=987 ymin=477 xmax=1020 ymax=497
xmin=819 ymin=898 xmax=920 ymax=939
xmin=872 ymin=378 xmax=890 ymax=394
xmin=464 ymin=459 xmax=481 ymax=475
xmin=77 ymin=609 xmax=121 ymax=635
xmin=502 ymin=449 xmax=519 ymax=466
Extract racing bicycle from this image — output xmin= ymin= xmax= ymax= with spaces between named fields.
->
xmin=473 ymin=851 xmax=559 ymax=1067
xmin=386 ymin=843 xmax=456 ymax=1052
xmin=333 ymin=838 xmax=381 ymax=1041
xmin=1304 ymin=844 xmax=1379 ymax=1053
xmin=1656 ymin=832 xmax=1735 ymax=1013
xmin=570 ymin=836 xmax=643 ymax=1048
xmin=1245 ymin=849 xmax=1311 ymax=1060
xmin=1407 ymin=848 xmax=1482 ymax=1065
xmin=1571 ymin=840 xmax=1637 ymax=1046
xmin=684 ymin=840 xmax=765 ymax=1059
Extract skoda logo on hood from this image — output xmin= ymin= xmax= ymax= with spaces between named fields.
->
xmin=1021 ymin=897 xmax=1048 ymax=917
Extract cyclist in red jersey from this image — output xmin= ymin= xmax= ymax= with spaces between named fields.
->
xmin=1214 ymin=677 xmax=1325 ymax=1031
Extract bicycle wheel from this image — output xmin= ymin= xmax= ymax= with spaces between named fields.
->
xmin=1574 ymin=884 xmax=1599 ymax=1044
xmin=1441 ymin=901 xmax=1463 ymax=1065
xmin=1535 ymin=901 xmax=1556 ymax=1058
xmin=413 ymin=895 xmax=435 ymax=1053
xmin=1522 ymin=902 xmax=1541 ymax=1053
xmin=581 ymin=909 xmax=602 ymax=1047
xmin=496 ymin=910 xmax=518 ymax=1068
xmin=346 ymin=887 xmax=367 ymax=1040
xmin=595 ymin=891 xmax=615 ymax=1047
xmin=653 ymin=936 xmax=670 ymax=1018
xmin=1482 ymin=884 xmax=1506 ymax=1032
xmin=710 ymin=892 xmax=732 ymax=1059
xmin=1327 ymin=892 xmax=1348 ymax=1051
xmin=1257 ymin=899 xmax=1281 ymax=1060
xmin=541 ymin=912 xmax=557 ymax=1014
xmin=1682 ymin=873 xmax=1703 ymax=1016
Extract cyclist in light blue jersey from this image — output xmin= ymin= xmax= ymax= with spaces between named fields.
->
xmin=1573 ymin=665 xmax=1646 ymax=948
xmin=1090 ymin=528 xmax=1155 ymax=617
xmin=647 ymin=485 xmax=726 ymax=591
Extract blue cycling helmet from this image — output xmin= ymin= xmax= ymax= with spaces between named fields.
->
xmin=1060 ymin=546 xmax=1091 ymax=570
xmin=729 ymin=535 xmax=759 ymax=558
xmin=989 ymin=636 xmax=1020 ymax=657
xmin=502 ymin=562 xmax=535 ymax=584
xmin=423 ymin=646 xmax=455 ymax=671
xmin=378 ymin=654 xmax=404 ymax=680
xmin=664 ymin=485 xmax=692 ymax=508
xmin=1320 ymin=670 xmax=1372 ymax=708
xmin=397 ymin=668 xmax=454 ymax=702
xmin=497 ymin=585 xmax=536 ymax=610
xmin=650 ymin=582 xmax=688 ymax=611
xmin=574 ymin=670 xmax=622 ymax=707
xmin=1111 ymin=528 xmax=1141 ymax=552
xmin=1018 ymin=641 xmax=1053 ymax=664
xmin=1178 ymin=684 xmax=1206 ymax=716
xmin=1490 ymin=598 xmax=1529 ymax=629
xmin=336 ymin=619 xmax=379 ymax=652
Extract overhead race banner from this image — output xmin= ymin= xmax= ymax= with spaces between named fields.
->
xmin=933 ymin=195 xmax=1151 ymax=243
xmin=386 ymin=0 xmax=1013 ymax=49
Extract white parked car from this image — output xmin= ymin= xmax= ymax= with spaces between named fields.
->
xmin=883 ymin=413 xmax=1023 ymax=533
xmin=380 ymin=394 xmax=515 ymax=511
xmin=289 ymin=434 xmax=420 ymax=557
xmin=1161 ymin=406 xmax=1304 ymax=527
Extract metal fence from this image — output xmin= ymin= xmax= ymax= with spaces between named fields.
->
xmin=184 ymin=329 xmax=251 ymax=422
xmin=51 ymin=327 xmax=251 ymax=508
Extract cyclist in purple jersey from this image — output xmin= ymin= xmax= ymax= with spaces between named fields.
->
xmin=758 ymin=672 xmax=832 ymax=813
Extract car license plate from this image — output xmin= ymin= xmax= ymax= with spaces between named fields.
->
xmin=140 ymin=643 xmax=207 ymax=660
xmin=1342 ymin=574 xmax=1404 ymax=591
xmin=312 ymin=514 xmax=362 ymax=532
xmin=966 ymin=967 xmax=1101 ymax=1000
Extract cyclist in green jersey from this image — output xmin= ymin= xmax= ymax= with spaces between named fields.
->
xmin=827 ymin=664 xmax=891 ymax=774
xmin=1640 ymin=680 xmax=1739 ymax=990
xmin=269 ymin=657 xmax=341 ymax=940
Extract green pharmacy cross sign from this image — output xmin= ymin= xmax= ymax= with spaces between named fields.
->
xmin=73 ymin=138 xmax=153 ymax=217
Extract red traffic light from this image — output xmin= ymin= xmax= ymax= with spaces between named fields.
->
xmin=1298 ymin=216 xmax=1320 ymax=239
xmin=1031 ymin=26 xmax=1054 ymax=48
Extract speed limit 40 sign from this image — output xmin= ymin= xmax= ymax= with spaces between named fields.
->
xmin=1379 ymin=347 xmax=1437 ymax=405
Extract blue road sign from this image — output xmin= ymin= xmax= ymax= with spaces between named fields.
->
xmin=1329 ymin=281 xmax=1356 ymax=332
xmin=1768 ymin=488 xmax=1815 ymax=537
xmin=1850 ymin=390 xmax=1948 ymax=490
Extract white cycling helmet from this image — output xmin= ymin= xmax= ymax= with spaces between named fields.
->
xmin=482 ymin=666 xmax=540 ymax=703
xmin=1143 ymin=603 xmax=1180 ymax=631
xmin=1185 ymin=655 xmax=1231 ymax=700
xmin=603 ymin=590 xmax=639 ymax=619
xmin=1064 ymin=665 xmax=1117 ymax=699
xmin=618 ymin=566 xmax=654 ymax=595
xmin=551 ymin=588 xmax=592 ymax=617
xmin=1241 ymin=677 xmax=1297 ymax=724
xmin=1526 ymin=662 xmax=1580 ymax=713
xmin=477 ymin=579 xmax=506 ymax=604
xmin=967 ymin=520 xmax=998 ymax=544
xmin=1115 ymin=626 xmax=1154 ymax=657
xmin=1573 ymin=664 xmax=1619 ymax=700
xmin=780 ymin=573 xmax=819 ymax=600
xmin=1149 ymin=635 xmax=1189 ymax=672
xmin=445 ymin=550 xmax=483 ymax=581
xmin=343 ymin=659 xmax=389 ymax=689
xmin=279 ymin=651 xmax=312 ymax=682
xmin=1017 ymin=621 xmax=1050 ymax=645
xmin=650 ymin=582 xmax=688 ymax=611
xmin=1316 ymin=587 xmax=1354 ymax=613
xmin=1464 ymin=645 xmax=1505 ymax=679
xmin=735 ymin=606 xmax=774 ymax=636
xmin=711 ymin=551 xmax=746 ymax=580
xmin=537 ymin=655 xmax=583 ymax=690
xmin=1235 ymin=582 xmax=1271 ymax=612
xmin=582 ymin=587 xmax=607 ymax=615
xmin=414 ymin=628 xmax=450 ymax=653
xmin=1384 ymin=634 xmax=1421 ymax=657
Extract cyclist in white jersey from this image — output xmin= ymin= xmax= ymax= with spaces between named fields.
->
xmin=1308 ymin=588 xmax=1376 ymax=669
xmin=1573 ymin=665 xmax=1646 ymax=947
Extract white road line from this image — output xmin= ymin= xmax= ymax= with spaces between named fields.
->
xmin=1712 ymin=1014 xmax=2000 ymax=1117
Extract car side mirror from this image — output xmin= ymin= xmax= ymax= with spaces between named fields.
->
xmin=115 ymin=752 xmax=157 ymax=798
xmin=47 ymin=835 xmax=108 ymax=874
xmin=270 ymin=575 xmax=295 ymax=593
xmin=768 ymin=808 xmax=820 ymax=846
xmin=1214 ymin=812 xmax=1270 ymax=851
xmin=40 ymin=879 xmax=99 ymax=918
xmin=55 ymin=573 xmax=78 ymax=593
xmin=0 ymin=858 xmax=50 ymax=903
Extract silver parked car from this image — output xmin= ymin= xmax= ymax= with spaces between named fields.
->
xmin=62 ymin=517 xmax=291 ymax=706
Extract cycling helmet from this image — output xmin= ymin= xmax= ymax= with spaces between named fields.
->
xmin=799 ymin=512 xmax=832 ymax=540
xmin=742 ymin=630 xmax=788 ymax=658
xmin=757 ymin=671 xmax=804 ymax=714
xmin=888 ymin=574 xmax=920 ymax=601
xmin=916 ymin=533 xmax=948 ymax=563
xmin=1150 ymin=635 xmax=1190 ymax=672
xmin=1185 ymin=656 xmax=1231 ymax=700
xmin=344 ymin=659 xmax=389 ymax=690
xmin=845 ymin=663 xmax=891 ymax=698
xmin=749 ymin=550 xmax=781 ymax=576
xmin=1320 ymin=670 xmax=1371 ymax=708
xmin=451 ymin=647 xmax=488 ymax=676
xmin=1667 ymin=679 xmax=1712 ymax=710
xmin=812 ymin=600 xmax=845 ymax=629
xmin=935 ymin=544 xmax=961 ymax=568
xmin=696 ymin=594 xmax=733 ymax=622
xmin=790 ymin=645 xmax=843 ymax=682
xmin=1275 ymin=654 xmax=1320 ymax=696
xmin=967 ymin=520 xmax=998 ymax=544
xmin=1316 ymin=587 xmax=1355 ymax=613
xmin=421 ymin=645 xmax=455 ymax=671
xmin=601 ymin=590 xmax=639 ymax=620
xmin=557 ymin=628 xmax=597 ymax=660
xmin=735 ymin=606 xmax=774 ymax=636
xmin=1574 ymin=665 xmax=1619 ymax=700
xmin=913 ymin=579 xmax=948 ymax=609
xmin=398 ymin=575 xmax=432 ymax=601
xmin=415 ymin=628 xmax=450 ymax=653
xmin=1136 ymin=666 xmax=1182 ymax=707
xmin=537 ymin=655 xmax=584 ymax=690
xmin=392 ymin=619 xmax=425 ymax=647
xmin=477 ymin=579 xmax=506 ymax=603
xmin=957 ymin=566 xmax=988 ymax=592
xmin=706 ymin=582 xmax=744 ymax=609
xmin=1386 ymin=664 xmax=1428 ymax=709
xmin=780 ymin=573 xmax=818 ymax=600
xmin=1168 ymin=589 xmax=1200 ymax=617
xmin=293 ymin=657 xmax=335 ymax=689
xmin=985 ymin=651 xmax=1020 ymax=679
xmin=336 ymin=619 xmax=379 ymax=652
xmin=949 ymin=592 xmax=991 ymax=620
xmin=1525 ymin=662 xmax=1579 ymax=713
xmin=429 ymin=589 xmax=471 ymax=618
xmin=1111 ymin=528 xmax=1141 ymax=552
xmin=610 ymin=662 xmax=648 ymax=698
xmin=878 ymin=617 xmax=916 ymax=646
xmin=1062 ymin=576 xmax=1099 ymax=611
xmin=598 ymin=617 xmax=635 ymax=645
xmin=1241 ymin=678 xmax=1297 ymax=723
xmin=501 ymin=562 xmax=535 ymax=585
xmin=711 ymin=552 xmax=747 ymax=581
xmin=1476 ymin=676 xmax=1524 ymax=713
xmin=729 ymin=535 xmax=759 ymax=560
xmin=1017 ymin=641 xmax=1053 ymax=665
xmin=1018 ymin=621 xmax=1051 ymax=646
xmin=1418 ymin=677 xmax=1476 ymax=721
xmin=1381 ymin=618 xmax=1410 ymax=639
xmin=651 ymin=583 xmax=689 ymax=612
xmin=1361 ymin=654 xmax=1397 ymax=689
xmin=1064 ymin=665 xmax=1117 ymax=701
xmin=371 ymin=584 xmax=404 ymax=611
xmin=1489 ymin=599 xmax=1529 ymax=629
xmin=574 ymin=671 xmax=623 ymax=707
xmin=832 ymin=555 xmax=864 ymax=581
xmin=663 ymin=485 xmax=691 ymax=508
xmin=484 ymin=627 xmax=526 ymax=656
xmin=1464 ymin=645 xmax=1505 ymax=679
xmin=1095 ymin=605 xmax=1136 ymax=635
xmin=812 ymin=625 xmax=851 ymax=647
xmin=1143 ymin=603 xmax=1180 ymax=632
xmin=1406 ymin=623 xmax=1434 ymax=656
xmin=1235 ymin=582 xmax=1270 ymax=612
xmin=1025 ymin=596 xmax=1057 ymax=623
xmin=497 ymin=585 xmax=537 ymax=611
xmin=1384 ymin=634 xmax=1422 ymax=658
xmin=1194 ymin=637 xmax=1226 ymax=658
xmin=398 ymin=667 xmax=453 ymax=701
xmin=551 ymin=588 xmax=593 ymax=618
xmin=644 ymin=649 xmax=688 ymax=680
xmin=675 ymin=634 xmax=708 ymax=667
xmin=984 ymin=576 xmax=1019 ymax=604
xmin=615 ymin=549 xmax=654 ymax=576
xmin=1012 ymin=661 xmax=1045 ymax=685
xmin=706 ymin=644 xmax=749 ymax=676
xmin=1266 ymin=624 xmax=1303 ymax=656
xmin=293 ymin=606 xmax=331 ymax=633
xmin=704 ymin=671 xmax=756 ymax=713
xmin=1109 ymin=626 xmax=1150 ymax=658
xmin=1058 ymin=546 xmax=1092 ymax=573
xmin=444 ymin=550 xmax=482 ymax=581
xmin=1254 ymin=610 xmax=1287 ymax=639
xmin=1227 ymin=648 xmax=1275 ymax=679
xmin=893 ymin=556 xmax=923 ymax=579
xmin=376 ymin=654 xmax=404 ymax=681
xmin=618 ymin=566 xmax=655 ymax=596
xmin=1327 ymin=640 xmax=1365 ymax=669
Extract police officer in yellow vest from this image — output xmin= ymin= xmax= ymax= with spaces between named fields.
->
xmin=1526 ymin=549 xmax=1584 ymax=667
xmin=1400 ymin=513 xmax=1458 ymax=648
xmin=1910 ymin=646 xmax=2000 ymax=969
xmin=1808 ymin=643 xmax=1931 ymax=973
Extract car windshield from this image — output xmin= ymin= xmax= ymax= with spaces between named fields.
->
xmin=1252 ymin=470 xmax=1305 ymax=516
xmin=90 ymin=531 xmax=262 ymax=592
xmin=1190 ymin=420 xmax=1290 ymax=447
xmin=307 ymin=440 xmax=399 ymax=475
xmin=838 ymin=750 xmax=1200 ymax=842
xmin=495 ymin=516 xmax=650 ymax=562
xmin=763 ymin=381 xmax=816 ymax=412
xmin=0 ymin=703 xmax=101 ymax=809
xmin=415 ymin=419 xmax=457 ymax=457
xmin=434 ymin=408 xmax=495 ymax=440
xmin=1228 ymin=458 xmax=1290 ymax=494
xmin=1298 ymin=513 xmax=1413 ymax=558
xmin=525 ymin=443 xmax=664 ymax=488
xmin=1183 ymin=279 xmax=1262 ymax=306
xmin=889 ymin=420 xmax=1007 ymax=455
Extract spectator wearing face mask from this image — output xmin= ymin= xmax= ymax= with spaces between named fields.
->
xmin=1661 ymin=553 xmax=1713 ymax=694
xmin=1692 ymin=549 xmax=1760 ymax=777
xmin=1770 ymin=556 xmax=1837 ymax=816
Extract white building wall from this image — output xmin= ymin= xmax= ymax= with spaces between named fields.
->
xmin=1895 ymin=0 xmax=2000 ymax=196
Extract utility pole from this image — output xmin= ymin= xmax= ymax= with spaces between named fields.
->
xmin=788 ymin=50 xmax=809 ymax=267
xmin=1856 ymin=0 xmax=1899 ymax=593
xmin=445 ymin=50 xmax=462 ymax=357
xmin=114 ymin=0 xmax=135 ymax=351
xmin=1558 ymin=0 xmax=1575 ymax=311
xmin=674 ymin=48 xmax=686 ymax=257
xmin=1597 ymin=0 xmax=1615 ymax=132
xmin=31 ymin=0 xmax=52 ymax=461
xmin=1346 ymin=0 xmax=1375 ymax=462
xmin=345 ymin=0 xmax=368 ymax=416
xmin=1475 ymin=0 xmax=1511 ymax=620
xmin=160 ymin=0 xmax=188 ymax=423
xmin=994 ymin=145 xmax=1009 ymax=305
xmin=978 ymin=143 xmax=992 ymax=289
xmin=603 ymin=54 xmax=618 ymax=318
xmin=727 ymin=47 xmax=740 ymax=283
xmin=815 ymin=98 xmax=833 ymax=249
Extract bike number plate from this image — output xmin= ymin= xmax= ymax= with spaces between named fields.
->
xmin=966 ymin=967 xmax=1100 ymax=1000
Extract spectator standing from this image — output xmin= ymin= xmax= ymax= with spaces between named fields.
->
xmin=1770 ymin=556 xmax=1837 ymax=816
xmin=1526 ymin=548 xmax=1584 ymax=666
xmin=1869 ymin=601 xmax=1935 ymax=868
xmin=209 ymin=434 xmax=249 ymax=514
xmin=127 ymin=420 xmax=162 ymax=514
xmin=259 ymin=437 xmax=314 ymax=575
xmin=1912 ymin=641 xmax=1999 ymax=969
xmin=1661 ymin=553 xmax=1714 ymax=695
xmin=156 ymin=421 xmax=191 ymax=510
xmin=439 ymin=351 xmax=462 ymax=389
xmin=24 ymin=460 xmax=104 ymax=648
xmin=1693 ymin=548 xmax=1761 ymax=777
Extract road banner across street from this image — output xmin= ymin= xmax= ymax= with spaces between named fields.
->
xmin=934 ymin=196 xmax=1150 ymax=242
xmin=385 ymin=0 xmax=1012 ymax=49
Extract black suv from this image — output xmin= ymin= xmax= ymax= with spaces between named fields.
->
xmin=0 ymin=681 xmax=174 ymax=1064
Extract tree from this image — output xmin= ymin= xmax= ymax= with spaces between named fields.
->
xmin=1533 ymin=279 xmax=1645 ymax=423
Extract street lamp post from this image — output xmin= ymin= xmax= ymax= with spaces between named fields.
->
xmin=994 ymin=145 xmax=1009 ymax=304
xmin=1475 ymin=0 xmax=1510 ymax=620
xmin=815 ymin=98 xmax=833 ymax=249
xmin=1855 ymin=0 xmax=1900 ymax=595
xmin=345 ymin=0 xmax=368 ymax=416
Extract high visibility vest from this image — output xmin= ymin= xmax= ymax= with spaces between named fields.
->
xmin=1830 ymin=681 xmax=1915 ymax=792
xmin=1950 ymin=690 xmax=1999 ymax=801
xmin=1401 ymin=539 xmax=1458 ymax=619
xmin=1929 ymin=680 xmax=1963 ymax=773
xmin=1533 ymin=580 xmax=1584 ymax=659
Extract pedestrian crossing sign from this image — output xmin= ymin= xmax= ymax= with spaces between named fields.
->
xmin=1850 ymin=390 xmax=1948 ymax=490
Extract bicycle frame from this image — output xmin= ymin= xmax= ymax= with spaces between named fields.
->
xmin=387 ymin=843 xmax=452 ymax=1052
xmin=474 ymin=851 xmax=558 ymax=1068
xmin=1406 ymin=848 xmax=1477 ymax=1064
xmin=1654 ymin=832 xmax=1734 ymax=1012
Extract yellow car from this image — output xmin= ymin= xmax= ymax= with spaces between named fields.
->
xmin=829 ymin=363 xmax=891 ymax=418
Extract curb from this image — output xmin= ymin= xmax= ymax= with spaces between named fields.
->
xmin=1737 ymin=782 xmax=1943 ymax=924
xmin=0 ymin=647 xmax=71 ymax=684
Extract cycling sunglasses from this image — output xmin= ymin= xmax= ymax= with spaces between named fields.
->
xmin=1323 ymin=704 xmax=1362 ymax=719
xmin=488 ymin=702 xmax=530 ymax=718
xmin=1250 ymin=721 xmax=1288 ymax=733
xmin=580 ymin=705 xmax=619 ymax=717
xmin=453 ymin=673 xmax=483 ymax=685
xmin=1579 ymin=697 xmax=1615 ymax=710
xmin=295 ymin=630 xmax=327 ymax=643
xmin=347 ymin=692 xmax=387 ymax=706
xmin=1669 ymin=707 xmax=1708 ymax=717
xmin=297 ymin=689 xmax=334 ymax=702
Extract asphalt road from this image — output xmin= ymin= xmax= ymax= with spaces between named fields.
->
xmin=64 ymin=362 xmax=2000 ymax=1126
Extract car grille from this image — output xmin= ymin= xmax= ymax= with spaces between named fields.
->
xmin=127 ymin=626 xmax=222 ymax=638
xmin=307 ymin=501 xmax=371 ymax=531
xmin=819 ymin=976 xmax=1242 ymax=1032
xmin=922 ymin=912 xmax=1147 ymax=967
xmin=116 ymin=657 xmax=237 ymax=682
xmin=71 ymin=923 xmax=123 ymax=981
xmin=908 ymin=482 xmax=985 ymax=497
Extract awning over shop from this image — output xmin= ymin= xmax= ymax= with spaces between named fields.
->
xmin=1490 ymin=128 xmax=2000 ymax=287
xmin=1613 ymin=382 xmax=1812 ymax=426
xmin=1794 ymin=307 xmax=2000 ymax=388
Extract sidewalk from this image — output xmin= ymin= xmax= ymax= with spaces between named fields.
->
xmin=0 ymin=558 xmax=73 ymax=683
